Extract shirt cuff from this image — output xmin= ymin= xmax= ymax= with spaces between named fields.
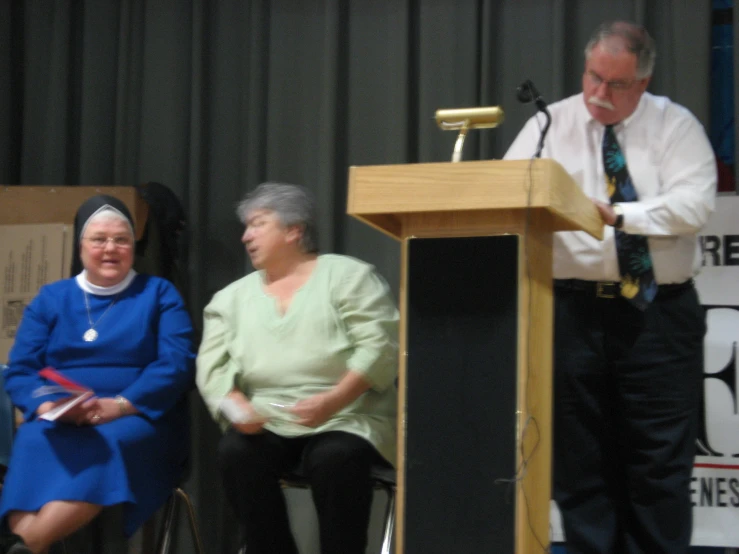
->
xmin=617 ymin=201 xmax=650 ymax=235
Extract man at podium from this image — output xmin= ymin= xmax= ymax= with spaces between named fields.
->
xmin=504 ymin=21 xmax=717 ymax=554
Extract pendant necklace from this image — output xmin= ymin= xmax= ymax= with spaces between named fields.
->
xmin=83 ymin=291 xmax=118 ymax=342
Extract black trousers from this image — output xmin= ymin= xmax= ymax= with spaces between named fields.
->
xmin=553 ymin=283 xmax=705 ymax=554
xmin=217 ymin=429 xmax=382 ymax=554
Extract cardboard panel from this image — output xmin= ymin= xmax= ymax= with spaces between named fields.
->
xmin=0 ymin=224 xmax=70 ymax=363
xmin=0 ymin=186 xmax=147 ymax=240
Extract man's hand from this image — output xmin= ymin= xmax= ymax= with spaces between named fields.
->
xmin=593 ymin=199 xmax=618 ymax=226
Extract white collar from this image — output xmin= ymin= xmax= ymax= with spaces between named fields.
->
xmin=75 ymin=270 xmax=137 ymax=296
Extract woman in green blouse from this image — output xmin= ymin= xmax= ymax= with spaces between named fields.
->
xmin=196 ymin=182 xmax=399 ymax=554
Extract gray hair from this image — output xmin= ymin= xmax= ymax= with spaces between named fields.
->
xmin=236 ymin=182 xmax=319 ymax=253
xmin=584 ymin=21 xmax=656 ymax=79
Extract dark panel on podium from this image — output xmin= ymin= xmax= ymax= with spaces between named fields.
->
xmin=404 ymin=235 xmax=518 ymax=554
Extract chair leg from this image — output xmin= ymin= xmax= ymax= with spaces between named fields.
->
xmin=156 ymin=493 xmax=178 ymax=554
xmin=156 ymin=488 xmax=206 ymax=554
xmin=380 ymin=486 xmax=395 ymax=554
xmin=175 ymin=487 xmax=206 ymax=554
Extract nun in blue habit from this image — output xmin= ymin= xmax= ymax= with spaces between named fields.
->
xmin=0 ymin=194 xmax=194 ymax=554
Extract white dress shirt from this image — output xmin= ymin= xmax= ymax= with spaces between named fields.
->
xmin=504 ymin=92 xmax=717 ymax=284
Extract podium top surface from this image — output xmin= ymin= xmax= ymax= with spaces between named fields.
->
xmin=347 ymin=159 xmax=603 ymax=240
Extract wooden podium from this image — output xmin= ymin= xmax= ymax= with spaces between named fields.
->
xmin=347 ymin=159 xmax=602 ymax=554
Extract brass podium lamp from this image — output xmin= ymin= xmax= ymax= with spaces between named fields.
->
xmin=434 ymin=106 xmax=504 ymax=162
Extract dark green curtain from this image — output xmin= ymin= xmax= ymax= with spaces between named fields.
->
xmin=0 ymin=1 xmax=715 ymax=552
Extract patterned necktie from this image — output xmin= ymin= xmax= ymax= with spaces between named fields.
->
xmin=602 ymin=125 xmax=657 ymax=310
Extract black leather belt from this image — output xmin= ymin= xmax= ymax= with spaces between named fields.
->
xmin=554 ymin=279 xmax=693 ymax=299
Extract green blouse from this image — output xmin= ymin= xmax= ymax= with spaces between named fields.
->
xmin=196 ymin=254 xmax=399 ymax=464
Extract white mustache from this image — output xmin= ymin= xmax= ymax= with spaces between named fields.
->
xmin=588 ymin=96 xmax=615 ymax=111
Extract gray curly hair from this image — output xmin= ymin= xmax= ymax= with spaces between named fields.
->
xmin=236 ymin=182 xmax=319 ymax=253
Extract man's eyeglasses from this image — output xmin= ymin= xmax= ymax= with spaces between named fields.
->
xmin=83 ymin=236 xmax=134 ymax=249
xmin=585 ymin=70 xmax=639 ymax=91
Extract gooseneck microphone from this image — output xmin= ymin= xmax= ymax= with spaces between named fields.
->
xmin=516 ymin=80 xmax=547 ymax=111
xmin=516 ymin=79 xmax=551 ymax=158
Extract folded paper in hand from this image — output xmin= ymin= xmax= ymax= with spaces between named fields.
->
xmin=34 ymin=367 xmax=94 ymax=422
xmin=218 ymin=397 xmax=252 ymax=424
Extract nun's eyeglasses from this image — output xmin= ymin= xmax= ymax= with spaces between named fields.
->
xmin=83 ymin=236 xmax=134 ymax=249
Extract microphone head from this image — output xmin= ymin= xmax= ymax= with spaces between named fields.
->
xmin=516 ymin=79 xmax=540 ymax=104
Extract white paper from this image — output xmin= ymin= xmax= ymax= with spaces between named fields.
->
xmin=218 ymin=396 xmax=253 ymax=424
xmin=39 ymin=391 xmax=94 ymax=421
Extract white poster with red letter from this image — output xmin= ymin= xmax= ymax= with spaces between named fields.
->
xmin=692 ymin=194 xmax=739 ymax=547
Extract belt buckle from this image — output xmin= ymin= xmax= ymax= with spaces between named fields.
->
xmin=596 ymin=282 xmax=616 ymax=299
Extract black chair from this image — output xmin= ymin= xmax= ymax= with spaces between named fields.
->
xmin=48 ymin=483 xmax=205 ymax=554
xmin=154 ymin=486 xmax=206 ymax=554
xmin=0 ymin=366 xmax=14 ymax=477
xmin=237 ymin=463 xmax=396 ymax=554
